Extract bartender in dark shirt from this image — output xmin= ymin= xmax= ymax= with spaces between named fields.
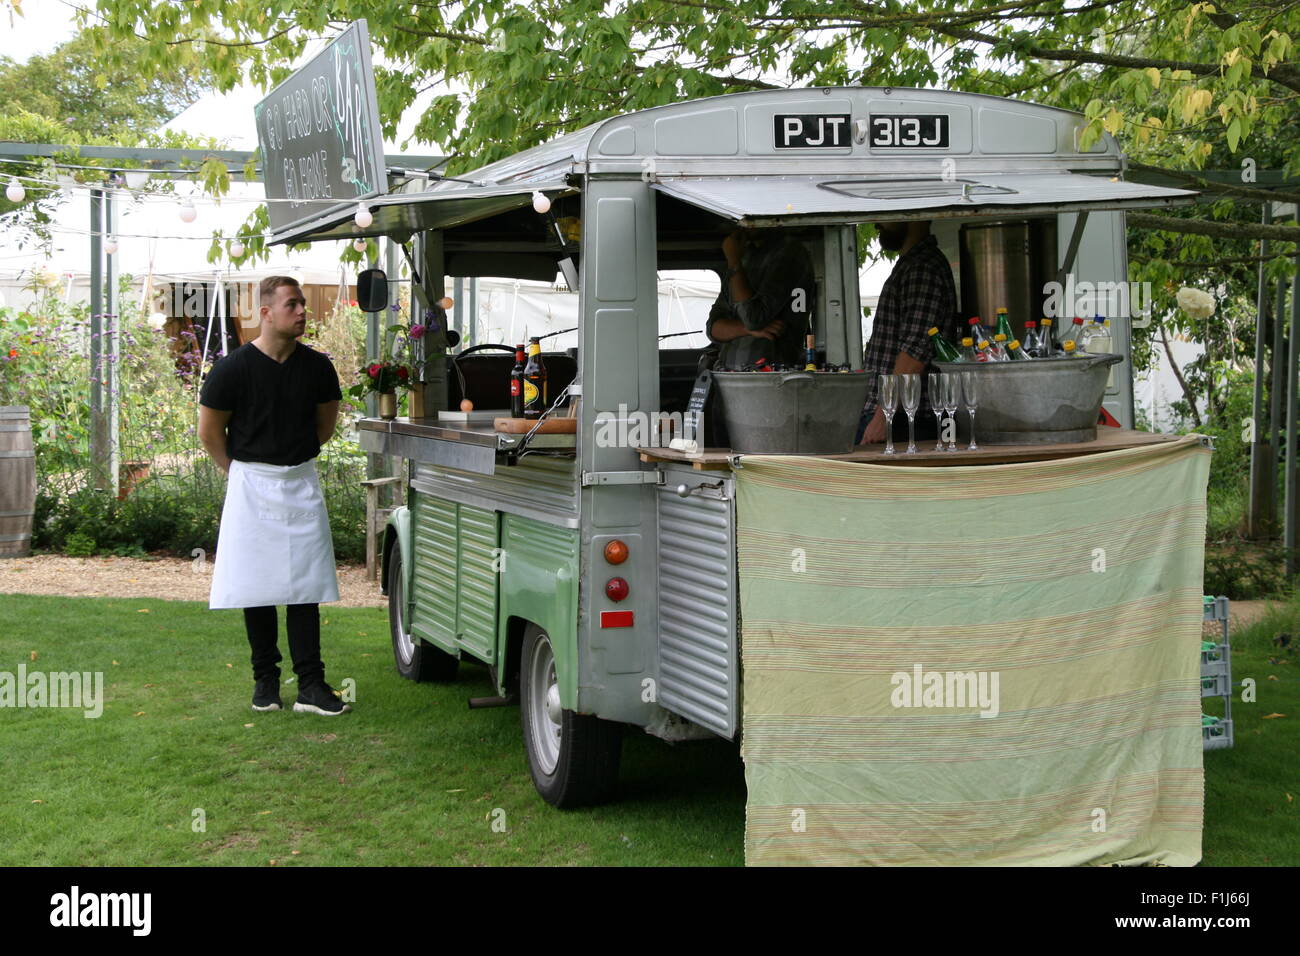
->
xmin=197 ymin=275 xmax=350 ymax=717
xmin=858 ymin=220 xmax=958 ymax=445
xmin=706 ymin=228 xmax=815 ymax=369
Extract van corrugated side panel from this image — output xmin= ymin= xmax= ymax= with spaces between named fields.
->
xmin=656 ymin=480 xmax=738 ymax=737
xmin=412 ymin=493 xmax=458 ymax=649
xmin=455 ymin=504 xmax=500 ymax=661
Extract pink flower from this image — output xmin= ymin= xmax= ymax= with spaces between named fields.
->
xmin=409 ymin=324 xmax=426 ymax=339
xmin=368 ymin=363 xmax=382 ymax=377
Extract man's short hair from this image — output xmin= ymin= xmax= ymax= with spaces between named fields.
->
xmin=259 ymin=275 xmax=301 ymax=311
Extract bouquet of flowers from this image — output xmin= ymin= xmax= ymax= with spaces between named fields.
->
xmin=348 ymin=304 xmax=445 ymax=399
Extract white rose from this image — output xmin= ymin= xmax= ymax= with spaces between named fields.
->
xmin=1176 ymin=287 xmax=1217 ymax=320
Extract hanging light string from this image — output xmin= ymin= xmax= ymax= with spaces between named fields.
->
xmin=2 ymin=168 xmax=325 ymax=205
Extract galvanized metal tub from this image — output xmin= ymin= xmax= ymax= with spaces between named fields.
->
xmin=713 ymin=370 xmax=871 ymax=454
xmin=932 ymin=353 xmax=1123 ymax=444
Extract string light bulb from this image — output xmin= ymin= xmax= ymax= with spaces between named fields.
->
xmin=104 ymin=236 xmax=119 ymax=255
xmin=147 ymin=312 xmax=168 ymax=330
xmin=354 ymin=203 xmax=373 ymax=228
xmin=531 ymin=190 xmax=551 ymax=213
xmin=352 ymin=238 xmax=367 ymax=252
xmin=229 ymin=240 xmax=245 ymax=259
xmin=178 ymin=199 xmax=197 ymax=223
xmin=437 ymin=296 xmax=454 ymax=310
xmin=5 ymin=179 xmax=24 ymax=203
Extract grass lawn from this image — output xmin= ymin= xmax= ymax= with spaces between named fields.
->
xmin=0 ymin=595 xmax=744 ymax=866
xmin=1 ymin=592 xmax=1296 ymax=866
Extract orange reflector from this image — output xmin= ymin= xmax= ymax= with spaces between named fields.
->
xmin=603 ymin=540 xmax=628 ymax=564
xmin=600 ymin=610 xmax=634 ymax=628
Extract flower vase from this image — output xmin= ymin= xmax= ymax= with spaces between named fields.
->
xmin=378 ymin=392 xmax=398 ymax=420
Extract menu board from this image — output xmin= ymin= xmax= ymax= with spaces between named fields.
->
xmin=254 ymin=20 xmax=388 ymax=235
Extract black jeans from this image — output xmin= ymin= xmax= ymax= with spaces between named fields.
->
xmin=243 ymin=604 xmax=325 ymax=689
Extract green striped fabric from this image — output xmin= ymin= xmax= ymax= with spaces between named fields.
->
xmin=736 ymin=436 xmax=1210 ymax=866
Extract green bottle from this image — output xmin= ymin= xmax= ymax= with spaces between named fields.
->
xmin=927 ymin=326 xmax=962 ymax=363
xmin=995 ymin=308 xmax=1015 ymax=347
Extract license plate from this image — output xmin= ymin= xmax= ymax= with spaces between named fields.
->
xmin=867 ymin=114 xmax=950 ymax=148
xmin=773 ymin=113 xmax=852 ymax=148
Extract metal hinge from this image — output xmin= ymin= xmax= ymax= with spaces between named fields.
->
xmin=581 ymin=471 xmax=665 ymax=486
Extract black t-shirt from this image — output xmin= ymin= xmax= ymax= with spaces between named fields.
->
xmin=199 ymin=341 xmax=343 ymax=466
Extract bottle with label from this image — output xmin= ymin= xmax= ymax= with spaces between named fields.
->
xmin=1039 ymin=317 xmax=1055 ymax=356
xmin=1006 ymin=338 xmax=1033 ymax=361
xmin=509 ymin=343 xmax=527 ymax=418
xmin=1080 ymin=315 xmax=1111 ymax=354
xmin=959 ymin=336 xmax=978 ymax=362
xmin=1058 ymin=317 xmax=1088 ymax=352
xmin=522 ymin=337 xmax=548 ymax=419
xmin=967 ymin=316 xmax=997 ymax=350
xmin=804 ymin=333 xmax=818 ymax=371
xmin=928 ymin=326 xmax=963 ymax=363
xmin=989 ymin=333 xmax=1010 ymax=361
xmin=974 ymin=339 xmax=995 ymax=363
xmin=1022 ymin=320 xmax=1043 ymax=358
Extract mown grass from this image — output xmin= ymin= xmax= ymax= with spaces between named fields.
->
xmin=1201 ymin=591 xmax=1300 ymax=865
xmin=0 ymin=595 xmax=744 ymax=866
xmin=1 ymin=592 xmax=1296 ymax=866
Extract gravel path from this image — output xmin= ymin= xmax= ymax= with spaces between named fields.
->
xmin=0 ymin=553 xmax=386 ymax=608
xmin=0 ymin=554 xmax=1284 ymax=631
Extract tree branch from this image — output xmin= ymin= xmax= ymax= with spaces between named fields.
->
xmin=1159 ymin=320 xmax=1202 ymax=428
xmin=1129 ymin=161 xmax=1300 ymax=208
xmin=1128 ymin=212 xmax=1300 ymax=242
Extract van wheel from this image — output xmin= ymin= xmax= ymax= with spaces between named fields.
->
xmin=388 ymin=547 xmax=457 ymax=682
xmin=520 ymin=624 xmax=622 ymax=808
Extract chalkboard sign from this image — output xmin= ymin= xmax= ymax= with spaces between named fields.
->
xmin=255 ymin=20 xmax=388 ymax=235
xmin=685 ymin=371 xmax=713 ymax=441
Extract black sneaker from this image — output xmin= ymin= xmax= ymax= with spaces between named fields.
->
xmin=252 ymin=678 xmax=282 ymax=712
xmin=293 ymin=681 xmax=351 ymax=716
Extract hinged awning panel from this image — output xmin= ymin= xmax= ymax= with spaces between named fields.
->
xmin=272 ymin=182 xmax=577 ymax=245
xmin=651 ymin=172 xmax=1197 ymax=225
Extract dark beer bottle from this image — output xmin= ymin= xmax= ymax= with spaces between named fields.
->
xmin=510 ymin=343 xmax=526 ymax=418
xmin=522 ymin=337 xmax=547 ymax=419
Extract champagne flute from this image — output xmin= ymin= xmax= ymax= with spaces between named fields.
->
xmin=928 ymin=372 xmax=944 ymax=451
xmin=900 ymin=373 xmax=921 ymax=454
xmin=878 ymin=373 xmax=899 ymax=455
xmin=960 ymin=369 xmax=980 ymax=451
xmin=942 ymin=373 xmax=960 ymax=451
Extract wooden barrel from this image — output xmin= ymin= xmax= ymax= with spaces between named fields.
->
xmin=0 ymin=406 xmax=36 ymax=558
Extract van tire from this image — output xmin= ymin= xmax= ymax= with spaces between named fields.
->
xmin=388 ymin=547 xmax=458 ymax=682
xmin=520 ymin=624 xmax=622 ymax=808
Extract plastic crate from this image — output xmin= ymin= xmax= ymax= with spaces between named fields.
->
xmin=1200 ymin=640 xmax=1225 ymax=665
xmin=1201 ymin=672 xmax=1231 ymax=698
xmin=1203 ymin=595 xmax=1230 ymax=623
xmin=1202 ymin=715 xmax=1234 ymax=751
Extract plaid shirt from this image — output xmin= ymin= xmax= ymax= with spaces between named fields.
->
xmin=862 ymin=234 xmax=958 ymax=418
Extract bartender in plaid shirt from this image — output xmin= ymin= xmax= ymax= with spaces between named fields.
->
xmin=857 ymin=220 xmax=959 ymax=445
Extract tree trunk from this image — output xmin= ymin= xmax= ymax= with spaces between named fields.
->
xmin=1159 ymin=322 xmax=1202 ymax=428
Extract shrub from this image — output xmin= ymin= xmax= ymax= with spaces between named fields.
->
xmin=64 ymin=531 xmax=96 ymax=557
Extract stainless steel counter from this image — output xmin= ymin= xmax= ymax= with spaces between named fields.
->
xmin=357 ymin=416 xmax=576 ymax=475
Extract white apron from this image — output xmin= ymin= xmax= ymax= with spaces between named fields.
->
xmin=209 ymin=458 xmax=340 ymax=609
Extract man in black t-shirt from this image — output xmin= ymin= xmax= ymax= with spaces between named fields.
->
xmin=198 ymin=276 xmax=350 ymax=716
